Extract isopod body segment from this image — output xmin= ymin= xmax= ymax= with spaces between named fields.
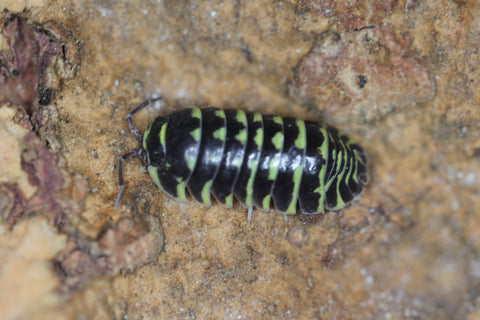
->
xmin=115 ymin=99 xmax=368 ymax=215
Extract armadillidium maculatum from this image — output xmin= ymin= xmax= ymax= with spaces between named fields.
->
xmin=115 ymin=98 xmax=368 ymax=217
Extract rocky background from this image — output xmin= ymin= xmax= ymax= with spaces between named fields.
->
xmin=0 ymin=0 xmax=479 ymax=319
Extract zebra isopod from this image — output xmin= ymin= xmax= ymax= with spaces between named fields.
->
xmin=115 ymin=98 xmax=368 ymax=216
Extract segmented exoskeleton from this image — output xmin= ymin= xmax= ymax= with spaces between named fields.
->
xmin=115 ymin=98 xmax=368 ymax=216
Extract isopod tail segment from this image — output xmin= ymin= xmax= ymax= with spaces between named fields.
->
xmin=114 ymin=97 xmax=163 ymax=210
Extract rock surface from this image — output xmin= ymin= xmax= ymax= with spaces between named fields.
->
xmin=0 ymin=1 xmax=479 ymax=319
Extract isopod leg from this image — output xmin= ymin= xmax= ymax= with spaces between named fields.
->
xmin=247 ymin=207 xmax=253 ymax=223
xmin=114 ymin=149 xmax=141 ymax=210
xmin=125 ymin=97 xmax=163 ymax=140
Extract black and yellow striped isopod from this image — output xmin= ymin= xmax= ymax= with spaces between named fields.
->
xmin=115 ymin=98 xmax=368 ymax=217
